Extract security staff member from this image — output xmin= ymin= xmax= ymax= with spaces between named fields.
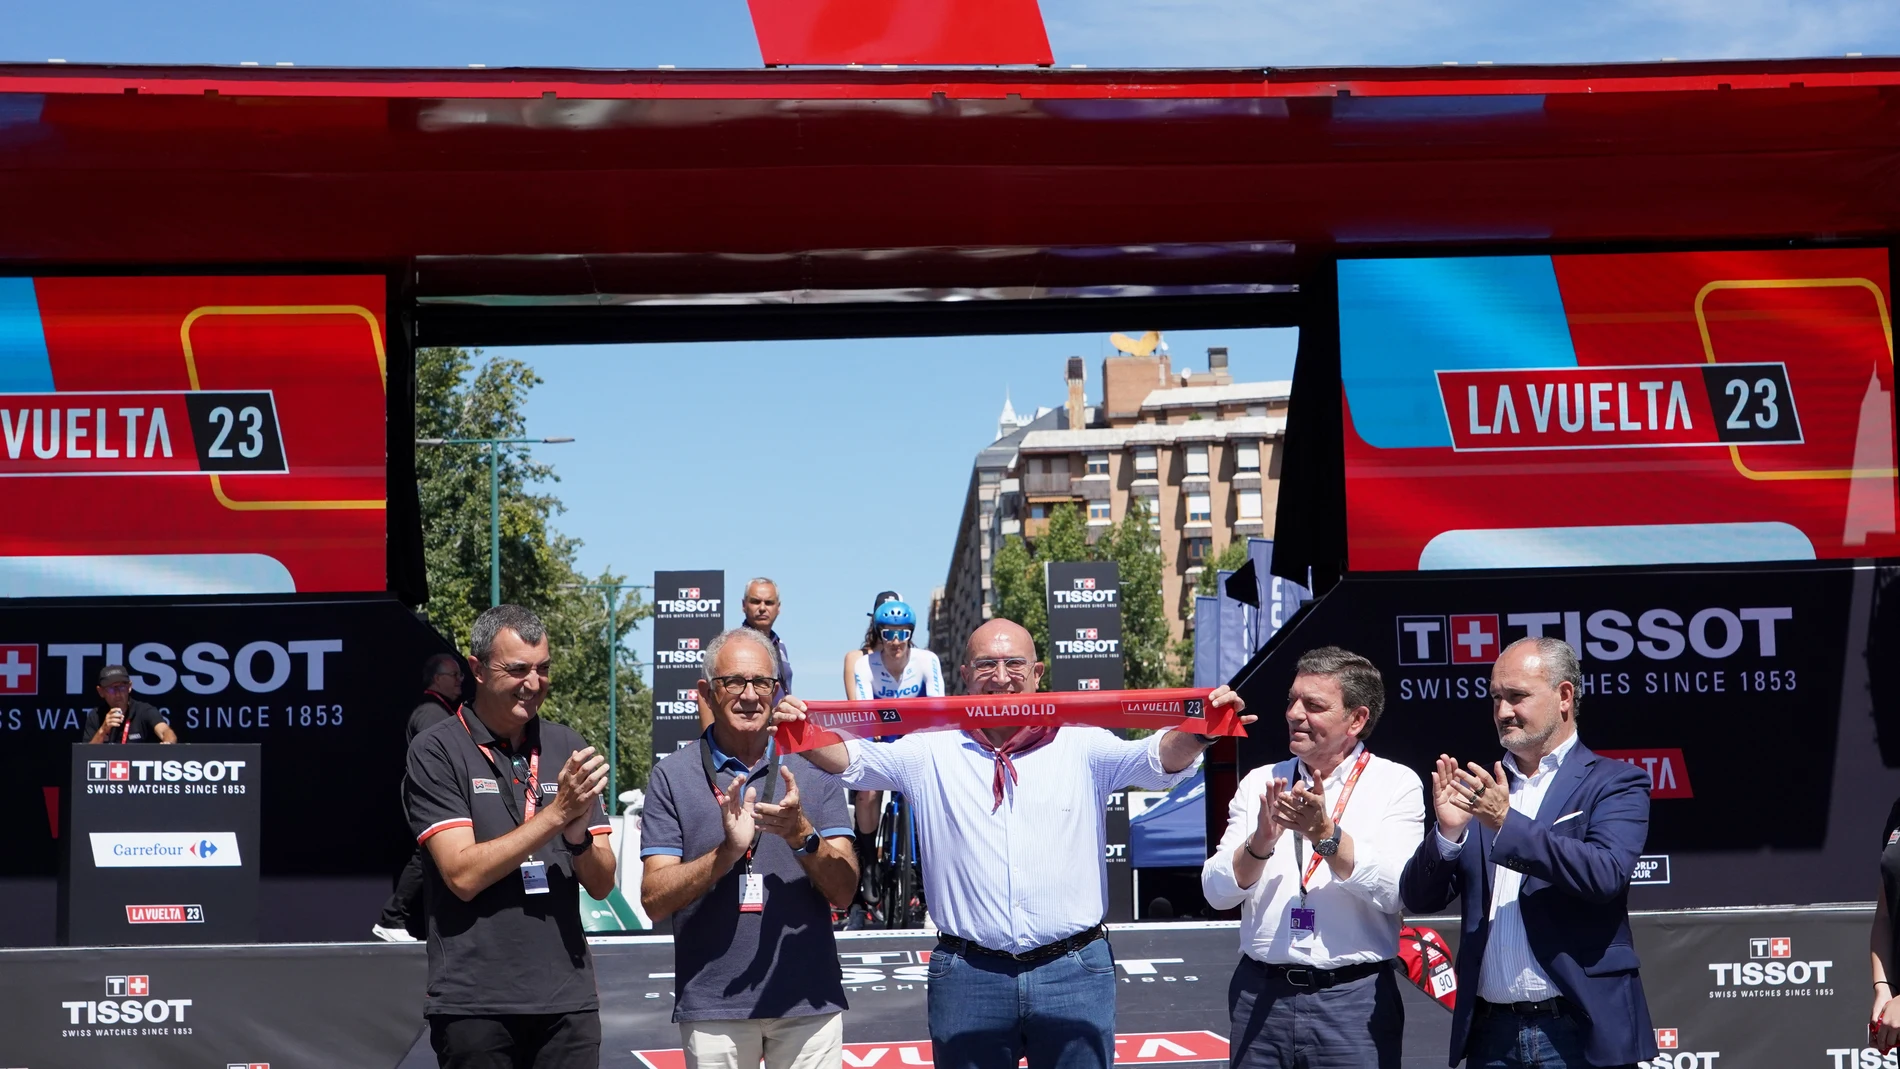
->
xmin=405 ymin=604 xmax=617 ymax=1068
xmin=82 ymin=665 xmax=176 ymax=744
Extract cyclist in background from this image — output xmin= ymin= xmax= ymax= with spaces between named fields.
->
xmin=849 ymin=600 xmax=942 ymax=928
xmin=841 ymin=589 xmax=903 ymax=697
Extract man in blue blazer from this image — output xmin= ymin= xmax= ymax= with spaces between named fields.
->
xmin=1400 ymin=636 xmax=1654 ymax=1069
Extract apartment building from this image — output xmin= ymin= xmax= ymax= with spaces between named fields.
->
xmin=930 ymin=345 xmax=1290 ymax=668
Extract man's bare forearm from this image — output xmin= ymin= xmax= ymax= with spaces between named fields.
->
xmin=802 ymin=742 xmax=849 ymax=775
xmin=1160 ymin=730 xmax=1209 ymax=774
xmin=642 ymin=844 xmax=742 ymax=921
xmin=573 ymin=835 xmax=617 ymax=900
xmin=427 ymin=808 xmax=567 ymax=901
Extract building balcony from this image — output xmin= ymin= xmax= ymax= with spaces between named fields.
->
xmin=1234 ymin=519 xmax=1265 ymax=536
xmin=1231 ymin=470 xmax=1262 ymax=488
xmin=1025 ymin=517 xmax=1049 ymax=538
xmin=999 ymin=518 xmax=1021 ymax=536
xmin=1023 ymin=472 xmax=1074 ymax=495
xmin=1075 ymin=475 xmax=1112 ymax=500
xmin=1180 ymin=471 xmax=1211 ymax=487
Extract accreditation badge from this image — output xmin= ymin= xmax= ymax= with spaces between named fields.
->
xmin=520 ymin=859 xmax=550 ymax=895
xmin=740 ymin=872 xmax=765 ymax=913
xmin=1288 ymin=905 xmax=1317 ymax=948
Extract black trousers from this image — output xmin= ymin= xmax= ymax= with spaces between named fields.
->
xmin=378 ymin=845 xmax=428 ymax=934
xmin=429 ymin=1011 xmax=602 ymax=1069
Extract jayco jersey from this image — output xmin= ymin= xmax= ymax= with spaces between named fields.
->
xmin=851 ymin=649 xmax=946 ymax=700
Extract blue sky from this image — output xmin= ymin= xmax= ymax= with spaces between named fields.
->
xmin=13 ymin=1 xmax=1900 ymax=695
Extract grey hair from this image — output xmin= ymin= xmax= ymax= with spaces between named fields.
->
xmin=701 ymin=627 xmax=781 ymax=680
xmin=423 ymin=652 xmax=463 ymax=686
xmin=1293 ymin=646 xmax=1386 ymax=740
xmin=745 ymin=577 xmax=779 ymax=596
xmin=470 ymin=604 xmax=548 ymax=663
xmin=1500 ymin=635 xmax=1583 ymax=716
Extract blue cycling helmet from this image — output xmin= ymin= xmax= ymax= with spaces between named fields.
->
xmin=874 ymin=600 xmax=917 ymax=629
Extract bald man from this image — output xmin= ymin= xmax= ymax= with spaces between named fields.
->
xmin=779 ymin=619 xmax=1250 ymax=1069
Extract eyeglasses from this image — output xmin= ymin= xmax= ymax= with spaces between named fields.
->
xmin=968 ymin=657 xmax=1032 ymax=678
xmin=711 ymin=675 xmax=781 ymax=696
xmin=488 ymin=661 xmax=551 ymax=680
xmin=879 ymin=628 xmax=913 ymax=643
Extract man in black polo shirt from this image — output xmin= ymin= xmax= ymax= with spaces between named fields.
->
xmin=405 ymin=604 xmax=616 ymax=1068
xmin=82 ymin=665 xmax=176 ymax=744
xmin=641 ymin=627 xmax=857 ymax=1069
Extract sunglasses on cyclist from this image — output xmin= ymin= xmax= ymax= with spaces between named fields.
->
xmin=879 ymin=627 xmax=914 ymax=643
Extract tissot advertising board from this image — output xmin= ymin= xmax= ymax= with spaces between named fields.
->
xmin=1229 ymin=563 xmax=1899 ymax=908
xmin=1338 ymin=248 xmax=1899 ymax=571
xmin=651 ymin=571 xmax=724 ymax=758
xmin=0 ymin=596 xmax=455 ymax=882
xmin=62 ymin=743 xmax=261 ymax=945
xmin=1045 ymin=561 xmax=1124 ymax=691
xmin=0 ymin=275 xmax=389 ymax=596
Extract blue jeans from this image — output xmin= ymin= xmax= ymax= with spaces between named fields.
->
xmin=926 ymin=936 xmax=1118 ymax=1069
xmin=1466 ymin=1007 xmax=1612 ymax=1069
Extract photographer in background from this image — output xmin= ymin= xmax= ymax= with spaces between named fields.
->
xmin=82 ymin=665 xmax=176 ymax=745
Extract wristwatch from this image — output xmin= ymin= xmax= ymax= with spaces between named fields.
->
xmin=562 ymin=833 xmax=593 ymax=855
xmin=1313 ymin=832 xmax=1341 ymax=857
xmin=794 ymin=832 xmax=821 ymax=856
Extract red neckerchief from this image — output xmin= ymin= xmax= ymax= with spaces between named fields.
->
xmin=966 ymin=725 xmax=1059 ymax=811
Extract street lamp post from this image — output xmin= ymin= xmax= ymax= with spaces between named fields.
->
xmin=417 ymin=436 xmax=574 ymax=606
xmin=566 ymin=581 xmax=650 ymax=806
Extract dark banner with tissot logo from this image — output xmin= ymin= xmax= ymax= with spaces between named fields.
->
xmin=651 ymin=571 xmax=725 ymax=760
xmin=62 ymin=743 xmax=261 ymax=945
xmin=1045 ymin=561 xmax=1125 ymax=692
xmin=1230 ymin=562 xmax=1900 ymax=909
xmin=0 ymin=595 xmax=455 ymax=884
xmin=1044 ymin=561 xmax=1131 ymax=920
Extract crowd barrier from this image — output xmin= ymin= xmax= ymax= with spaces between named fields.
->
xmin=0 ymin=908 xmax=1879 ymax=1069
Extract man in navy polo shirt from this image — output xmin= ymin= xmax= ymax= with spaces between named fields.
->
xmin=405 ymin=604 xmax=617 ymax=1068
xmin=641 ymin=627 xmax=858 ymax=1069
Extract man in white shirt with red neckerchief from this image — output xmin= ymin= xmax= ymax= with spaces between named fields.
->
xmin=1203 ymin=646 xmax=1425 ymax=1069
xmin=775 ymin=618 xmax=1251 ymax=1069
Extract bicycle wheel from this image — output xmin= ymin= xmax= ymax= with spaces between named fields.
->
xmin=890 ymin=799 xmax=923 ymax=928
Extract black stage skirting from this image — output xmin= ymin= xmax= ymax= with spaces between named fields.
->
xmin=0 ymin=908 xmax=1873 ymax=1068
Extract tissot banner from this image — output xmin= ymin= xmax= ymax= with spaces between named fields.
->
xmin=651 ymin=571 xmax=724 ymax=759
xmin=62 ymin=743 xmax=261 ymax=945
xmin=0 ymin=595 xmax=455 ymax=882
xmin=1230 ymin=563 xmax=1898 ymax=909
xmin=1046 ymin=561 xmax=1124 ymax=692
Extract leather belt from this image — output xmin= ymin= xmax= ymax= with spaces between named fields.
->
xmin=1248 ymin=957 xmax=1390 ymax=990
xmin=937 ymin=924 xmax=1107 ymax=964
xmin=1477 ymin=996 xmax=1573 ymax=1018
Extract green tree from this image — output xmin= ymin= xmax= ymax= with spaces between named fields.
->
xmin=415 ymin=346 xmax=655 ymax=792
xmin=1195 ymin=540 xmax=1251 ymax=595
xmin=989 ymin=498 xmax=1185 ymax=691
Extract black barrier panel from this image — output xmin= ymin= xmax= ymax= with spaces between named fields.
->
xmin=0 ymin=941 xmax=426 ymax=1068
xmin=1229 ymin=563 xmax=1899 ymax=909
xmin=0 ymin=596 xmax=454 ymax=881
xmin=1046 ymin=561 xmax=1125 ymax=692
xmin=651 ymin=571 xmax=725 ymax=759
xmin=62 ymin=744 xmax=261 ymax=945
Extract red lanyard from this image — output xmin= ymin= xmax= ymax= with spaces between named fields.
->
xmin=120 ymin=713 xmax=130 ymax=745
xmin=1299 ymin=749 xmax=1373 ymax=890
xmin=458 ymin=709 xmax=540 ymax=823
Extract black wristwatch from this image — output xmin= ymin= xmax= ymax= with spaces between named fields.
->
xmin=794 ymin=832 xmax=821 ymax=856
xmin=1313 ymin=832 xmax=1341 ymax=857
xmin=563 ymin=833 xmax=593 ymax=855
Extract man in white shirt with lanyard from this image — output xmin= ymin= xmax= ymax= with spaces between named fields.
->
xmin=775 ymin=618 xmax=1251 ymax=1069
xmin=1203 ymin=646 xmax=1425 ymax=1069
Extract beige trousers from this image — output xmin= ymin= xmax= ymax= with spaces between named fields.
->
xmin=679 ymin=1011 xmax=844 ymax=1069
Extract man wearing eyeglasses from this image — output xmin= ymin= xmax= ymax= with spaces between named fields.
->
xmin=641 ymin=627 xmax=859 ymax=1069
xmin=403 ymin=604 xmax=617 ymax=1068
xmin=776 ymin=618 xmax=1252 ymax=1069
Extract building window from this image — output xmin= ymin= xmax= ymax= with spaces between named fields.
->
xmin=1238 ymin=489 xmax=1262 ymax=519
xmin=1134 ymin=448 xmax=1157 ymax=475
xmin=1185 ymin=537 xmax=1211 ymax=565
xmin=1088 ymin=500 xmax=1111 ymax=522
xmin=1186 ymin=446 xmax=1209 ymax=476
xmin=1086 ymin=453 xmax=1109 ymax=476
xmin=1236 ymin=441 xmax=1260 ymax=472
xmin=1187 ymin=492 xmax=1212 ymax=523
xmin=980 ymin=469 xmax=1001 ymax=484
xmin=1138 ymin=496 xmax=1161 ymax=529
xmin=1031 ymin=503 xmax=1048 ymax=520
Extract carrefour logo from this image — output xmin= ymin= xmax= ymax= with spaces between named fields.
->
xmin=89 ymin=832 xmax=242 ymax=868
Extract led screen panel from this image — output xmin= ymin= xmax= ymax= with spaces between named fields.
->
xmin=1339 ymin=248 xmax=1899 ymax=571
xmin=0 ymin=275 xmax=387 ymax=595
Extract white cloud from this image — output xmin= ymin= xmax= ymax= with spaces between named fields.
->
xmin=1042 ymin=0 xmax=1900 ymax=68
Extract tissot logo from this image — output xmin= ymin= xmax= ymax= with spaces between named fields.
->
xmin=43 ymin=638 xmax=341 ymax=695
xmin=1448 ymin=614 xmax=1500 ymax=664
xmin=680 ymin=587 xmax=700 ymax=598
xmin=64 ymin=973 xmax=194 ymax=1026
xmin=0 ymin=642 xmax=37 ymax=694
xmin=657 ymin=595 xmax=721 ymax=614
xmin=1079 ymin=678 xmax=1101 ymax=690
xmin=1751 ymin=937 xmax=1792 ymax=959
xmin=1396 ymin=617 xmax=1447 ymax=665
xmin=108 ymin=760 xmax=130 ymax=781
xmin=107 ymin=975 xmax=149 ymax=997
xmin=1641 ymin=1026 xmax=1720 ymax=1069
xmin=1076 ymin=578 xmax=1096 ymax=590
xmin=87 ymin=760 xmax=108 ymax=781
xmin=680 ymin=638 xmax=700 ymax=650
xmin=1708 ymin=935 xmax=1830 ymax=988
xmin=1077 ymin=628 xmax=1098 ymax=640
xmin=1657 ymin=1029 xmax=1677 ymax=1049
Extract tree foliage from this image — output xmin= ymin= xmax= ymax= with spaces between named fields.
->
xmin=415 ymin=346 xmax=655 ymax=792
xmin=989 ymin=497 xmax=1184 ymax=691
xmin=1195 ymin=540 xmax=1252 ymax=595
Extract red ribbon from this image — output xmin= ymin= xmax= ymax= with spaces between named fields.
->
xmin=773 ymin=687 xmax=1242 ymax=754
